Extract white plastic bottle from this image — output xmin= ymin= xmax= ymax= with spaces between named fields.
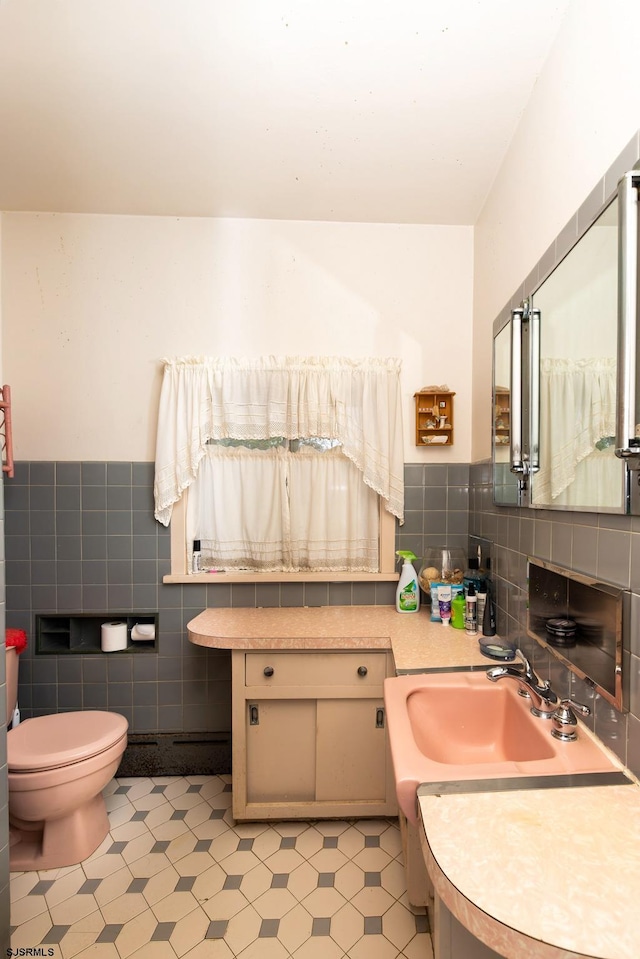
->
xmin=465 ymin=582 xmax=478 ymax=635
xmin=395 ymin=550 xmax=420 ymax=613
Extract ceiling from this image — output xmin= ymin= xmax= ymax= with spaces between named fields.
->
xmin=0 ymin=0 xmax=571 ymax=224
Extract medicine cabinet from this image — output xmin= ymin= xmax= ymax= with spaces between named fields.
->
xmin=492 ymin=137 xmax=640 ymax=514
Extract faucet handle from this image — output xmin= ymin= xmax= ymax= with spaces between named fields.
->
xmin=561 ymin=698 xmax=590 ymax=717
xmin=551 ymin=699 xmax=590 ymax=742
xmin=514 ymin=648 xmax=538 ymax=682
xmin=514 ymin=648 xmax=528 ymax=668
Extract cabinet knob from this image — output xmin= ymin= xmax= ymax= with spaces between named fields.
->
xmin=263 ymin=666 xmax=274 ymax=677
xmin=357 ymin=665 xmax=368 ymax=677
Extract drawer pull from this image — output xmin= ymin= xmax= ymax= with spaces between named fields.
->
xmin=263 ymin=666 xmax=274 ymax=677
xmin=357 ymin=665 xmax=368 ymax=677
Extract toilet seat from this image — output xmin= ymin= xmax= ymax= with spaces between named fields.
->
xmin=8 ymin=710 xmax=129 ymax=773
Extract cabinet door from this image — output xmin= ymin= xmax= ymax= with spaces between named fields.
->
xmin=245 ymin=699 xmax=316 ymax=803
xmin=316 ymin=698 xmax=387 ymax=802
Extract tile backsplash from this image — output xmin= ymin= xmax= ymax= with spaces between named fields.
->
xmin=3 ymin=461 xmax=469 ymax=740
xmin=11 ymin=457 xmax=640 ymax=779
xmin=469 ymin=461 xmax=640 ymax=778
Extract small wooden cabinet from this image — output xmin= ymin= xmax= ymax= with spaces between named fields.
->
xmin=414 ymin=389 xmax=455 ymax=447
xmin=493 ymin=386 xmax=510 ymax=447
xmin=231 ymin=649 xmax=398 ymax=820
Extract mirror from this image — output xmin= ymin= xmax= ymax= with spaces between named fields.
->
xmin=491 ymin=161 xmax=640 ymax=513
xmin=530 ymin=198 xmax=625 ymax=511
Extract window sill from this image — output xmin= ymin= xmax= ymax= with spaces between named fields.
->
xmin=164 ymin=571 xmax=399 ymax=584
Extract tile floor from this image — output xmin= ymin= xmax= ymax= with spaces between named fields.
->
xmin=9 ymin=775 xmax=434 ymax=959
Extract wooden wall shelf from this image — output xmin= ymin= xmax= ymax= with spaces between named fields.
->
xmin=494 ymin=386 xmax=510 ymax=446
xmin=0 ymin=385 xmax=14 ymax=477
xmin=414 ymin=389 xmax=455 ymax=447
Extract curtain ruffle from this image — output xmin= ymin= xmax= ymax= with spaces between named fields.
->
xmin=153 ymin=355 xmax=404 ymax=525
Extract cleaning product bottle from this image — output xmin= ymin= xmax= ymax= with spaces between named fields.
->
xmin=463 ymin=557 xmax=485 ymax=595
xmin=451 ymin=589 xmax=466 ymax=629
xmin=395 ymin=550 xmax=420 ymax=613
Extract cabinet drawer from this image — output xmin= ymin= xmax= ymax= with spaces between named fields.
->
xmin=245 ymin=650 xmax=388 ymax=687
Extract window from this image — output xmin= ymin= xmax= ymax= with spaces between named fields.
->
xmin=186 ymin=440 xmax=380 ymax=573
xmin=154 ymin=356 xmax=404 ymax=581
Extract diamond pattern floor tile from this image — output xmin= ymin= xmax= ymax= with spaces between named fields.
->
xmin=10 ymin=774 xmax=432 ymax=959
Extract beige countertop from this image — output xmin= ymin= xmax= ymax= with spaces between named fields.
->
xmin=187 ymin=604 xmax=638 ymax=959
xmin=418 ymin=782 xmax=640 ymax=959
xmin=187 ymin=605 xmax=489 ymax=672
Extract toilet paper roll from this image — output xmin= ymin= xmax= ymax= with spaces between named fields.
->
xmin=131 ymin=623 xmax=155 ymax=642
xmin=101 ymin=621 xmax=128 ymax=652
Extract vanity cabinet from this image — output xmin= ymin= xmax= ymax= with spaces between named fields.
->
xmin=231 ymin=649 xmax=398 ymax=820
xmin=433 ymin=901 xmax=504 ymax=959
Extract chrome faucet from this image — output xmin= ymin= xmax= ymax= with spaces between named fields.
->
xmin=550 ymin=699 xmax=591 ymax=741
xmin=486 ymin=649 xmax=558 ymax=718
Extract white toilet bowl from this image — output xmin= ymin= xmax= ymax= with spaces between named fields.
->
xmin=5 ymin=646 xmax=128 ymax=872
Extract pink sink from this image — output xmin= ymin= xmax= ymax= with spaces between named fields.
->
xmin=384 ymin=671 xmax=619 ymax=824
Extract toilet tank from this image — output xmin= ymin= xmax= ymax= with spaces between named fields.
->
xmin=5 ymin=646 xmax=18 ymax=726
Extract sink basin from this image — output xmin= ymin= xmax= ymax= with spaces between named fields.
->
xmin=406 ymin=681 xmax=556 ymax=765
xmin=384 ymin=671 xmax=619 ymax=824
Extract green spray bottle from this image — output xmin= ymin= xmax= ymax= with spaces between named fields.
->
xmin=395 ymin=550 xmax=420 ymax=613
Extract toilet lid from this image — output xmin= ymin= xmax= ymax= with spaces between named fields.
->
xmin=8 ymin=710 xmax=128 ymax=772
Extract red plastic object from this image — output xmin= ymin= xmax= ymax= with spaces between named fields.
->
xmin=6 ymin=628 xmax=27 ymax=653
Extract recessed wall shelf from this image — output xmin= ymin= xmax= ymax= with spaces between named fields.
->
xmin=35 ymin=613 xmax=158 ymax=654
xmin=527 ymin=557 xmax=625 ymax=709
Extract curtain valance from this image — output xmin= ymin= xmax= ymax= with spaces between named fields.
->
xmin=153 ymin=355 xmax=405 ymax=526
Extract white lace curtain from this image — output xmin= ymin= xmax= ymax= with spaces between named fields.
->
xmin=533 ymin=356 xmax=618 ymax=506
xmin=186 ymin=445 xmax=380 ymax=572
xmin=153 ymin=355 xmax=405 ymax=526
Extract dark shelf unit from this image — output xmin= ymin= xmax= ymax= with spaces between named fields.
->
xmin=35 ymin=613 xmax=158 ymax=654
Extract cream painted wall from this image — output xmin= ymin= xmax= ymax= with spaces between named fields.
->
xmin=1 ymin=213 xmax=473 ymax=463
xmin=472 ymin=0 xmax=640 ymax=462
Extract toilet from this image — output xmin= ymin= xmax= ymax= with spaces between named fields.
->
xmin=5 ymin=646 xmax=128 ymax=872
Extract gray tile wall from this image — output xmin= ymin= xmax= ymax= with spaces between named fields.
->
xmin=469 ymin=461 xmax=640 ymax=777
xmin=397 ymin=463 xmax=470 ymax=559
xmin=4 ymin=461 xmax=469 ymax=736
